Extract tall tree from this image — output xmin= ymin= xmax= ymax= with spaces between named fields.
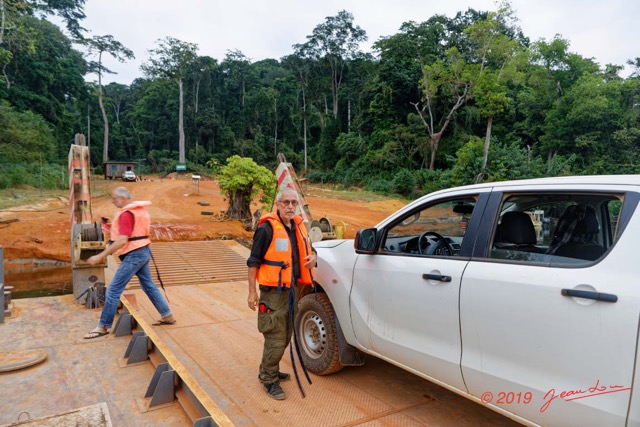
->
xmin=412 ymin=46 xmax=475 ymax=170
xmin=216 ymin=155 xmax=275 ymax=219
xmin=371 ymin=17 xmax=451 ymax=127
xmin=526 ymin=36 xmax=599 ymax=167
xmin=0 ymin=0 xmax=86 ymax=88
xmin=2 ymin=15 xmax=87 ymax=153
xmin=141 ymin=36 xmax=198 ymax=165
xmin=282 ymin=54 xmax=314 ymax=172
xmin=294 ymin=10 xmax=366 ymax=120
xmin=81 ymin=34 xmax=134 ymax=162
xmin=220 ymin=50 xmax=254 ymax=138
xmin=464 ymin=2 xmax=525 ymax=181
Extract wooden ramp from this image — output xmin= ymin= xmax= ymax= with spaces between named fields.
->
xmin=127 ymin=240 xmax=248 ymax=288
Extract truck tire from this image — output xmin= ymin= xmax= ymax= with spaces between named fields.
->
xmin=295 ymin=293 xmax=343 ymax=375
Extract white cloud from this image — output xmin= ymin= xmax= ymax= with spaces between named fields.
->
xmin=79 ymin=0 xmax=638 ymax=85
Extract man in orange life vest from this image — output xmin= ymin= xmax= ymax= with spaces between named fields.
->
xmin=247 ymin=188 xmax=317 ymax=400
xmin=84 ymin=187 xmax=175 ymax=339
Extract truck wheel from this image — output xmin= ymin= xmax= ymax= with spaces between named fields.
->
xmin=295 ymin=293 xmax=343 ymax=375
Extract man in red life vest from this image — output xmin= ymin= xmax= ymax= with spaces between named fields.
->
xmin=247 ymin=188 xmax=317 ymax=400
xmin=84 ymin=187 xmax=175 ymax=339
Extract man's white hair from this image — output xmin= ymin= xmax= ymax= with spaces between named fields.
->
xmin=113 ymin=187 xmax=132 ymax=200
xmin=275 ymin=188 xmax=298 ymax=202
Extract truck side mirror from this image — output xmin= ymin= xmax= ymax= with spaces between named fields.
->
xmin=355 ymin=228 xmax=377 ymax=254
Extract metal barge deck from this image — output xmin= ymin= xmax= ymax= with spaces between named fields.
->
xmin=0 ymin=240 xmax=518 ymax=426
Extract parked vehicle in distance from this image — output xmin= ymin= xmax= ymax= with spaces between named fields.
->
xmin=296 ymin=175 xmax=640 ymax=427
xmin=122 ymin=171 xmax=136 ymax=182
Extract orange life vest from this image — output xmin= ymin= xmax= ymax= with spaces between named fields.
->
xmin=110 ymin=201 xmax=152 ymax=255
xmin=256 ymin=213 xmax=314 ymax=289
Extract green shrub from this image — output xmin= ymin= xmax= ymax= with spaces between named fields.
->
xmin=391 ymin=169 xmax=416 ymax=197
xmin=0 ymin=162 xmax=67 ymax=189
xmin=415 ymin=169 xmax=453 ymax=194
xmin=366 ymin=178 xmax=392 ymax=193
xmin=306 ymin=170 xmax=330 ymax=185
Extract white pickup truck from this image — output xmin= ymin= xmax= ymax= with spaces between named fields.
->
xmin=295 ymin=175 xmax=640 ymax=427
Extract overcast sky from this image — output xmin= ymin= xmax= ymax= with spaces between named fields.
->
xmin=78 ymin=0 xmax=638 ymax=85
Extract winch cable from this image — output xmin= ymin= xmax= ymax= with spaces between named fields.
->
xmin=288 ymin=284 xmax=312 ymax=398
xmin=150 ymin=249 xmax=169 ymax=303
xmin=289 ymin=344 xmax=305 ymax=398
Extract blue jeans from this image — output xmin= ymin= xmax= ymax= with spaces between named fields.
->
xmin=99 ymin=246 xmax=172 ymax=329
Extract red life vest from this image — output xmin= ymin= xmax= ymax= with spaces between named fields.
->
xmin=110 ymin=201 xmax=152 ymax=255
xmin=256 ymin=213 xmax=314 ymax=288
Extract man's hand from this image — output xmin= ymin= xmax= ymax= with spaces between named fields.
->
xmin=248 ymin=290 xmax=259 ymax=311
xmin=303 ymin=253 xmax=317 ymax=269
xmin=86 ymin=254 xmax=103 ymax=265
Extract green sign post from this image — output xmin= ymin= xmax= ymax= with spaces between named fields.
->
xmin=176 ymin=164 xmax=186 ymax=171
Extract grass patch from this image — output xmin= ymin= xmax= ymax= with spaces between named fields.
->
xmin=0 ymin=187 xmax=68 ymax=210
xmin=304 ymin=184 xmax=407 ymax=203
xmin=0 ymin=180 xmax=116 ymax=210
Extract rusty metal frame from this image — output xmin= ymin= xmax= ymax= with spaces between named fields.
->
xmin=113 ymin=312 xmax=133 ymax=336
xmin=117 ymin=305 xmax=235 ymax=426
xmin=124 ymin=331 xmax=149 ymax=364
xmin=145 ymin=363 xmax=176 ymax=407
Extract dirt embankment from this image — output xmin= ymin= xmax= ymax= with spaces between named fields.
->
xmin=0 ymin=177 xmax=405 ymax=264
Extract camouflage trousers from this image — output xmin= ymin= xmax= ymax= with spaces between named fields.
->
xmin=257 ymin=284 xmax=297 ymax=385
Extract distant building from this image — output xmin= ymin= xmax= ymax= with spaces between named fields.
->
xmin=104 ymin=162 xmax=137 ymax=180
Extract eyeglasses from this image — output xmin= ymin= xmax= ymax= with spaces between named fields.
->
xmin=279 ymin=199 xmax=299 ymax=206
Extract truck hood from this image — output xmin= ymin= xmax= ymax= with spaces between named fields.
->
xmin=313 ymin=239 xmax=351 ymax=249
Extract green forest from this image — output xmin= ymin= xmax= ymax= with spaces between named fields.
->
xmin=1 ymin=1 xmax=639 ymax=197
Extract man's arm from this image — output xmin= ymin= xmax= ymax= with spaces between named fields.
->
xmin=246 ymin=223 xmax=271 ymax=310
xmin=247 ymin=266 xmax=259 ymax=311
xmin=87 ymin=234 xmax=128 ymax=265
xmin=87 ymin=211 xmax=134 ymax=265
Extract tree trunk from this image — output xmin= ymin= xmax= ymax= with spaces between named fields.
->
xmin=302 ymin=87 xmax=308 ymax=174
xmin=273 ymin=96 xmax=278 ymax=156
xmin=226 ymin=187 xmax=252 ymax=219
xmin=429 ymin=132 xmax=443 ymax=170
xmin=113 ymin=101 xmax=121 ymax=123
xmin=98 ymin=63 xmax=109 ymax=163
xmin=331 ymin=60 xmax=339 ymax=119
xmin=194 ymin=78 xmax=200 ymax=114
xmin=477 ymin=115 xmax=493 ymax=183
xmin=242 ymin=77 xmax=245 ymax=108
xmin=348 ymin=98 xmax=351 ymax=133
xmin=412 ymin=85 xmax=469 ymax=171
xmin=178 ymin=78 xmax=185 ymax=164
xmin=0 ymin=0 xmax=5 ymax=45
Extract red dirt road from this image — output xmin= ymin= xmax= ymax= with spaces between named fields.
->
xmin=0 ymin=177 xmax=406 ymax=263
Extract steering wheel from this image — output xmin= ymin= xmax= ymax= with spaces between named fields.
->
xmin=418 ymin=231 xmax=454 ymax=256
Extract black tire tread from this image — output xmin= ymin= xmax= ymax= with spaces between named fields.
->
xmin=296 ymin=293 xmax=343 ymax=375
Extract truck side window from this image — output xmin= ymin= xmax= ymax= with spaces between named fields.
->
xmin=382 ymin=197 xmax=476 ymax=257
xmin=489 ymin=193 xmax=622 ymax=265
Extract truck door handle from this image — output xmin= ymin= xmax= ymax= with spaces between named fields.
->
xmin=422 ymin=273 xmax=451 ymax=282
xmin=561 ymin=289 xmax=618 ymax=303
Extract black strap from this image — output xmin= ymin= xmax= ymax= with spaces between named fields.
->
xmin=263 ymin=259 xmax=288 ymax=293
xmin=149 ymin=249 xmax=169 ymax=303
xmin=288 ymin=284 xmax=312 ymax=397
xmin=75 ymin=288 xmax=89 ymax=302
xmin=128 ymin=235 xmax=149 ymax=241
xmin=294 ymin=222 xmax=317 ymax=296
